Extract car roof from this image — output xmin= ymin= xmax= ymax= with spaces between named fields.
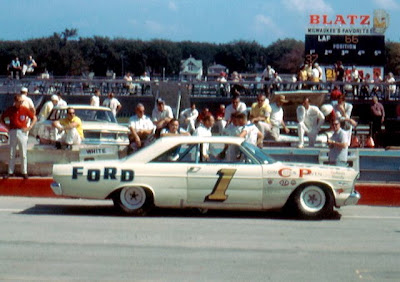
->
xmin=127 ymin=136 xmax=245 ymax=162
xmin=53 ymin=105 xmax=112 ymax=111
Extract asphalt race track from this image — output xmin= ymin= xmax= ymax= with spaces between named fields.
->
xmin=0 ymin=197 xmax=399 ymax=281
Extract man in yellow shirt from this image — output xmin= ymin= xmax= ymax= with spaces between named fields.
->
xmin=249 ymin=94 xmax=272 ymax=139
xmin=52 ymin=108 xmax=84 ymax=149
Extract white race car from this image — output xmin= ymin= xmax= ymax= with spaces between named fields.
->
xmin=35 ymin=105 xmax=130 ymax=146
xmin=51 ymin=136 xmax=360 ymax=219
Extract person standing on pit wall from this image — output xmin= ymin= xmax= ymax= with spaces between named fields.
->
xmin=327 ymin=120 xmax=348 ymax=167
xmin=102 ymin=92 xmax=122 ymax=117
xmin=90 ymin=89 xmax=101 ymax=107
xmin=1 ymin=94 xmax=37 ymax=179
xmin=268 ymin=95 xmax=290 ymax=141
xmin=297 ymin=97 xmax=325 ymax=148
xmin=249 ymin=94 xmax=271 ymax=140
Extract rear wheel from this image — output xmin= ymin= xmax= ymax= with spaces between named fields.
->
xmin=113 ymin=186 xmax=153 ymax=215
xmin=292 ymin=184 xmax=334 ymax=219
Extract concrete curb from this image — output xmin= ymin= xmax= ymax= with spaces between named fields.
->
xmin=0 ymin=178 xmax=399 ymax=207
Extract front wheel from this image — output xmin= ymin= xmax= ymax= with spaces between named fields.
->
xmin=113 ymin=186 xmax=153 ymax=215
xmin=292 ymin=184 xmax=334 ymax=219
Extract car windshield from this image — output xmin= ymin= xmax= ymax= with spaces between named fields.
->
xmin=48 ymin=108 xmax=117 ymax=123
xmin=241 ymin=141 xmax=276 ymax=164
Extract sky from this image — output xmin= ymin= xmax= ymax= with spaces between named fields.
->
xmin=0 ymin=0 xmax=399 ymax=45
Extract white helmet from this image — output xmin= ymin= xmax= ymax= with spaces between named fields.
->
xmin=321 ymin=104 xmax=333 ymax=116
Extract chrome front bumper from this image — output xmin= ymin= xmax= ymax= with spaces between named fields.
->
xmin=50 ymin=182 xmax=63 ymax=196
xmin=344 ymin=190 xmax=361 ymax=206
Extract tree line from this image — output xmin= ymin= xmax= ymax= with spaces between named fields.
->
xmin=1 ymin=29 xmax=399 ymax=77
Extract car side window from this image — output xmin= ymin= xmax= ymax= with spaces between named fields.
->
xmin=206 ymin=143 xmax=255 ymax=164
xmin=151 ymin=144 xmax=199 ymax=163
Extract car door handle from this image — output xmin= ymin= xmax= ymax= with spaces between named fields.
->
xmin=188 ymin=167 xmax=201 ymax=173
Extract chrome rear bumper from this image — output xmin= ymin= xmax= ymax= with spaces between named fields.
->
xmin=344 ymin=190 xmax=361 ymax=206
xmin=50 ymin=182 xmax=62 ymax=196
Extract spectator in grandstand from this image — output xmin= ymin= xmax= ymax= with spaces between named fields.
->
xmin=52 ymin=107 xmax=84 ymax=149
xmin=297 ymin=64 xmax=308 ymax=90
xmin=261 ymin=65 xmax=275 ymax=96
xmin=334 ymin=94 xmax=353 ymax=121
xmin=268 ymin=95 xmax=290 ymax=141
xmin=152 ymin=98 xmax=173 ymax=130
xmin=335 ymin=61 xmax=345 ymax=82
xmin=38 ymin=95 xmax=58 ymax=121
xmin=360 ymin=73 xmax=373 ymax=99
xmin=370 ymin=96 xmax=385 ymax=146
xmin=103 ymin=92 xmax=122 ymax=117
xmin=90 ymin=89 xmax=101 ymax=107
xmin=271 ymin=72 xmax=282 ymax=91
xmin=140 ymin=71 xmax=151 ymax=95
xmin=179 ymin=102 xmax=199 ymax=134
xmin=296 ymin=97 xmax=325 ymax=148
xmin=22 ymin=55 xmax=37 ymax=76
xmin=327 ymin=119 xmax=348 ymax=167
xmin=249 ymin=94 xmax=271 ymax=139
xmin=351 ymin=66 xmax=360 ymax=97
xmin=224 ymin=94 xmax=247 ymax=124
xmin=386 ymin=72 xmax=396 ymax=100
xmin=9 ymin=57 xmax=21 ymax=79
xmin=160 ymin=118 xmax=190 ymax=137
xmin=123 ymin=72 xmax=134 ymax=92
xmin=217 ymin=71 xmax=229 ymax=96
xmin=129 ymin=103 xmax=155 ymax=152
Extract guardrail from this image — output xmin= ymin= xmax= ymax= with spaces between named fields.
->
xmin=0 ymin=77 xmax=399 ymax=101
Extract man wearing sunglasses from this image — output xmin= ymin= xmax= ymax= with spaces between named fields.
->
xmin=52 ymin=108 xmax=84 ymax=149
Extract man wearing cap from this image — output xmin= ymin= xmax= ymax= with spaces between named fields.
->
xmin=249 ymin=94 xmax=271 ymax=139
xmin=152 ymin=98 xmax=173 ymax=130
xmin=1 ymin=94 xmax=37 ymax=179
xmin=268 ymin=95 xmax=290 ymax=141
xmin=296 ymin=97 xmax=325 ymax=148
xmin=38 ymin=95 xmax=59 ymax=121
xmin=20 ymin=87 xmax=35 ymax=114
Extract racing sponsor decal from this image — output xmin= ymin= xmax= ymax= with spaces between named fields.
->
xmin=72 ymin=166 xmax=134 ymax=182
xmin=279 ymin=179 xmax=290 ymax=186
xmin=278 ymin=168 xmax=313 ymax=178
xmin=205 ymin=169 xmax=236 ymax=202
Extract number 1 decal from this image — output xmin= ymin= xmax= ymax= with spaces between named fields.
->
xmin=205 ymin=169 xmax=237 ymax=202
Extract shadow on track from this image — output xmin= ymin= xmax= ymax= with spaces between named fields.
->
xmin=17 ymin=203 xmax=342 ymax=221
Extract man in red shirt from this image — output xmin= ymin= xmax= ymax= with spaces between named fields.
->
xmin=1 ymin=94 xmax=37 ymax=179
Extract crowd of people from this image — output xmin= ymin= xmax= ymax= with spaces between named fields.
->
xmin=0 ymin=81 xmax=388 ymax=178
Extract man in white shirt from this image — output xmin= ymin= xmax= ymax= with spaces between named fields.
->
xmin=20 ymin=87 xmax=35 ymax=114
xmin=152 ymin=98 xmax=173 ymax=130
xmin=194 ymin=115 xmax=215 ymax=161
xmin=90 ymin=89 xmax=101 ymax=107
xmin=179 ymin=102 xmax=199 ymax=134
xmin=57 ymin=92 xmax=68 ymax=107
xmin=38 ymin=95 xmax=58 ymax=121
xmin=297 ymin=97 xmax=325 ymax=148
xmin=224 ymin=95 xmax=247 ymax=124
xmin=237 ymin=113 xmax=263 ymax=148
xmin=129 ymin=103 xmax=155 ymax=151
xmin=268 ymin=95 xmax=290 ymax=141
xmin=103 ymin=92 xmax=122 ymax=117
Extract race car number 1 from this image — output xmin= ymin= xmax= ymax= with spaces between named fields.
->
xmin=205 ymin=169 xmax=237 ymax=202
